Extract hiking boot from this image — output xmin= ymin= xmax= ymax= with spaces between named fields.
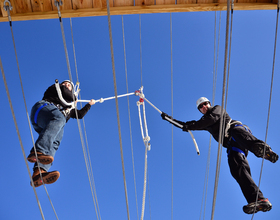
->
xmin=27 ymin=151 xmax=54 ymax=165
xmin=243 ymin=198 xmax=272 ymax=214
xmin=264 ymin=147 xmax=279 ymax=163
xmin=31 ymin=168 xmax=60 ymax=187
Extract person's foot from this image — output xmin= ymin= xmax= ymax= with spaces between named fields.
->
xmin=243 ymin=198 xmax=272 ymax=214
xmin=27 ymin=151 xmax=54 ymax=165
xmin=31 ymin=168 xmax=60 ymax=187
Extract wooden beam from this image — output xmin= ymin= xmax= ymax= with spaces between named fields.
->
xmin=0 ymin=3 xmax=277 ymax=22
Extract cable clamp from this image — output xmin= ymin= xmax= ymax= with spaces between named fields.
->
xmin=54 ymin=0 xmax=63 ymax=20
xmin=3 ymin=0 xmax=12 ymax=24
xmin=3 ymin=0 xmax=12 ymax=11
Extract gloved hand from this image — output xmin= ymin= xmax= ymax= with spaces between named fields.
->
xmin=161 ymin=112 xmax=170 ymax=120
xmin=182 ymin=125 xmax=189 ymax=132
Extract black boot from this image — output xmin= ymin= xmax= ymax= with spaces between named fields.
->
xmin=243 ymin=198 xmax=272 ymax=214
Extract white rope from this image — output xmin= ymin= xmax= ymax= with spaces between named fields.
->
xmin=143 ymin=96 xmax=200 ymax=154
xmin=137 ymin=98 xmax=151 ymax=220
xmin=78 ymin=92 xmax=136 ymax=104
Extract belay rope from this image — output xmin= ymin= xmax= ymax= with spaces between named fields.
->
xmin=135 ymin=87 xmax=151 ymax=220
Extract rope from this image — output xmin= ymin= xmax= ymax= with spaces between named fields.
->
xmin=170 ymin=12 xmax=174 ymax=220
xmin=3 ymin=2 xmax=59 ymax=218
xmin=136 ymin=96 xmax=151 ymax=220
xmin=0 ymin=57 xmax=45 ymax=220
xmin=139 ymin=15 xmax=143 ymax=86
xmin=251 ymin=1 xmax=279 ymax=219
xmin=199 ymin=10 xmax=221 ymax=220
xmin=106 ymin=1 xmax=130 ymax=219
xmin=69 ymin=18 xmax=101 ymax=220
xmin=210 ymin=0 xmax=231 ymax=218
xmin=54 ymin=2 xmax=101 ymax=219
xmin=121 ymin=14 xmax=140 ymax=220
xmin=213 ymin=11 xmax=222 ymax=106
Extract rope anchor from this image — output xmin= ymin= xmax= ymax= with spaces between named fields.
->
xmin=3 ymin=0 xmax=12 ymax=11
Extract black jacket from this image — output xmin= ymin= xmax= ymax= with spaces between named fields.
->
xmin=173 ymin=105 xmax=232 ymax=147
xmin=43 ymin=83 xmax=91 ymax=122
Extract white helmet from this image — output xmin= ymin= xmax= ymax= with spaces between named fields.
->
xmin=61 ymin=80 xmax=80 ymax=98
xmin=196 ymin=97 xmax=210 ymax=108
xmin=61 ymin=80 xmax=74 ymax=90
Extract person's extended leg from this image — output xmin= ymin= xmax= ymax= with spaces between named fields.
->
xmin=231 ymin=126 xmax=278 ymax=163
xmin=228 ymin=150 xmax=272 ymax=214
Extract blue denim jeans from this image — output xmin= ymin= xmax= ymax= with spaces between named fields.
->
xmin=30 ymin=100 xmax=66 ymax=171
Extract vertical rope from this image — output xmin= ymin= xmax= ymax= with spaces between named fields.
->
xmin=106 ymin=1 xmax=130 ymax=219
xmin=251 ymin=1 xmax=279 ymax=219
xmin=69 ymin=17 xmax=101 ymax=220
xmin=200 ymin=11 xmax=221 ymax=220
xmin=4 ymin=5 xmax=59 ymax=217
xmin=170 ymin=12 xmax=174 ymax=220
xmin=210 ymin=0 xmax=231 ymax=218
xmin=139 ymin=15 xmax=143 ymax=87
xmin=121 ymin=15 xmax=140 ymax=220
xmin=0 ymin=57 xmax=45 ymax=220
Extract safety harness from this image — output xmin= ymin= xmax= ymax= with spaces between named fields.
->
xmin=226 ymin=121 xmax=252 ymax=157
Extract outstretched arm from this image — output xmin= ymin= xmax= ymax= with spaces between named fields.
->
xmin=70 ymin=99 xmax=95 ymax=119
xmin=161 ymin=112 xmax=190 ymax=131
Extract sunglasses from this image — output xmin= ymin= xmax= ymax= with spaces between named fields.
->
xmin=198 ymin=102 xmax=209 ymax=109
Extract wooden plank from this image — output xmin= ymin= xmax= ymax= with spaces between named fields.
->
xmin=30 ymin=0 xmax=53 ymax=12
xmin=197 ymin=0 xmax=213 ymax=4
xmin=72 ymin=0 xmax=93 ymax=9
xmin=0 ymin=3 xmax=278 ymax=21
xmin=93 ymin=0 xmax=103 ymax=8
xmin=156 ymin=0 xmax=175 ymax=5
xmin=177 ymin=0 xmax=197 ymax=4
xmin=135 ymin=0 xmax=155 ymax=6
xmin=238 ymin=0 xmax=257 ymax=3
xmin=13 ymin=0 xmax=32 ymax=13
xmin=114 ymin=0 xmax=134 ymax=6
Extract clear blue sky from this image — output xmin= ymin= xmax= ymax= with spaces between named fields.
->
xmin=1 ymin=9 xmax=280 ymax=220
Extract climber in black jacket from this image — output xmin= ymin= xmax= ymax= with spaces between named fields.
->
xmin=161 ymin=97 xmax=278 ymax=214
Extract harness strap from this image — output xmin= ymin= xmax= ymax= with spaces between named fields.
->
xmin=228 ymin=146 xmax=245 ymax=157
xmin=234 ymin=124 xmax=252 ymax=134
xmin=225 ymin=120 xmax=242 ymax=137
xmin=34 ymin=103 xmax=48 ymax=124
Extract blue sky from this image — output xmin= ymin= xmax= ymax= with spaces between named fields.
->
xmin=1 ymin=9 xmax=280 ymax=220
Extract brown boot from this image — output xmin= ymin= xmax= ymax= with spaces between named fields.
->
xmin=27 ymin=151 xmax=54 ymax=165
xmin=31 ymin=168 xmax=60 ymax=187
